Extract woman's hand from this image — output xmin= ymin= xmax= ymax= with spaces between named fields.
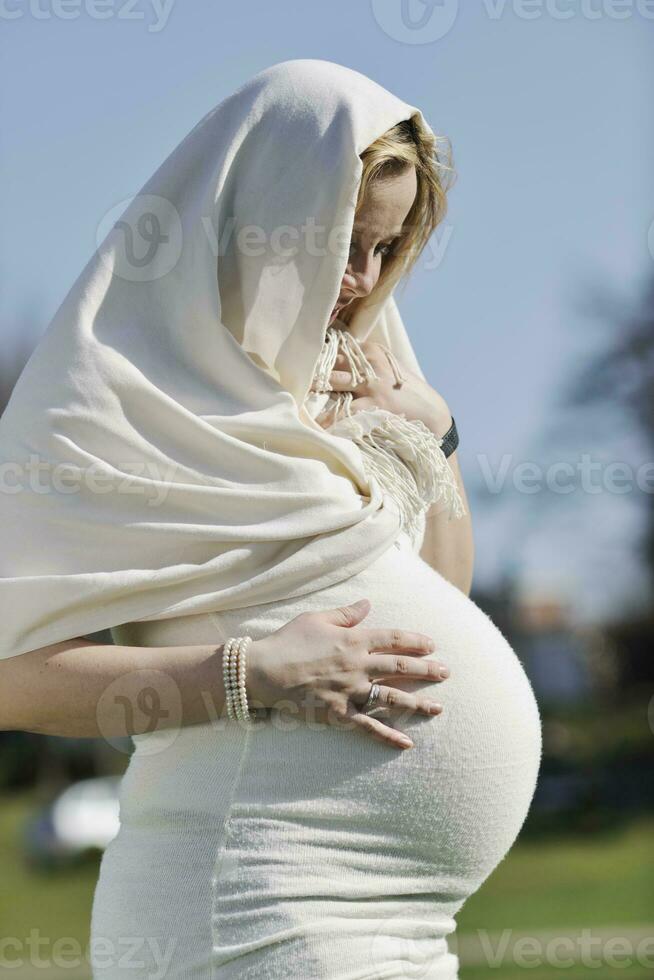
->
xmin=245 ymin=598 xmax=449 ymax=750
xmin=311 ymin=339 xmax=452 ymax=435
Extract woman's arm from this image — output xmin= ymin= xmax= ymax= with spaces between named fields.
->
xmin=419 ymin=422 xmax=475 ymax=597
xmin=0 ymin=609 xmax=446 ymax=751
xmin=0 ymin=637 xmax=231 ymax=738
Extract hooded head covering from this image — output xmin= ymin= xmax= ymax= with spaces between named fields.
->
xmin=0 ymin=59 xmax=444 ymax=659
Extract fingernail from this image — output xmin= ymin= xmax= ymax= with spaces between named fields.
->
xmin=398 ymin=737 xmax=414 ymax=748
xmin=439 ymin=667 xmax=450 ymax=679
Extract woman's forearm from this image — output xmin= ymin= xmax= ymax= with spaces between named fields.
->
xmin=0 ymin=637 xmax=232 ymax=739
xmin=419 ymin=448 xmax=475 ymax=596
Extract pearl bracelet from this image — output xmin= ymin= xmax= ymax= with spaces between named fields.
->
xmin=222 ymin=635 xmax=256 ymax=724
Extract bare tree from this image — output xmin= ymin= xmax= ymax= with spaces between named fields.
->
xmin=560 ymin=276 xmax=654 ymax=594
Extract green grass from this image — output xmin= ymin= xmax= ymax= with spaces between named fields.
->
xmin=0 ymin=790 xmax=98 ymax=975
xmin=461 ymin=967 xmax=653 ymax=980
xmin=1 ymin=791 xmax=652 ymax=978
xmin=456 ymin=814 xmax=654 ymax=933
xmin=457 ymin=814 xmax=654 ymax=977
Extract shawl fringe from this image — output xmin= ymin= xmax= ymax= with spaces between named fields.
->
xmin=309 ymin=327 xmax=467 ymax=543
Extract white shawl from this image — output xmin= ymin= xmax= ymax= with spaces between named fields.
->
xmin=0 ymin=58 xmax=462 ymax=660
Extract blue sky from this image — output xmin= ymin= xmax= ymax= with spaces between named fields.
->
xmin=1 ymin=2 xmax=652 ymax=623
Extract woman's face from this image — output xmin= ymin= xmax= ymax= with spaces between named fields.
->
xmin=329 ymin=164 xmax=417 ymax=325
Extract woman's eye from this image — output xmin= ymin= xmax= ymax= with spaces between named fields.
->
xmin=348 ymin=240 xmax=395 ymax=257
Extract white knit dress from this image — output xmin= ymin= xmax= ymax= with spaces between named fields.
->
xmin=90 ymin=517 xmax=542 ymax=979
xmin=91 ymin=516 xmax=541 ymax=980
xmin=90 ymin=328 xmax=542 ymax=979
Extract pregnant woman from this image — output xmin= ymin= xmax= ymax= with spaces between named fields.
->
xmin=0 ymin=60 xmax=542 ymax=978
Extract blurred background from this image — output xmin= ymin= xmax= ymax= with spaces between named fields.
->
xmin=1 ymin=2 xmax=653 ymax=978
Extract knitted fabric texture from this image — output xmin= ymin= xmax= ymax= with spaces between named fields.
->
xmin=90 ymin=372 xmax=544 ymax=980
xmin=93 ymin=536 xmax=543 ymax=979
xmin=306 ymin=326 xmax=466 ymax=547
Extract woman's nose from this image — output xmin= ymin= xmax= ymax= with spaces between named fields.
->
xmin=342 ymin=250 xmax=379 ymax=299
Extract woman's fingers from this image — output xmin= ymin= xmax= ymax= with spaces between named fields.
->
xmin=355 ymin=683 xmax=444 ymax=719
xmin=364 ymin=629 xmax=436 ymax=654
xmin=309 ymin=370 xmax=356 ymax=392
xmin=351 ymin=709 xmax=418 ymax=750
xmin=327 ymin=698 xmax=419 ymax=751
xmin=310 ymin=367 xmax=392 ymax=392
xmin=367 ymin=653 xmax=450 ymax=683
xmin=322 ymin=370 xmax=358 ymax=390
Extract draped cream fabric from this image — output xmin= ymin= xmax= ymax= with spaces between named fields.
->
xmin=0 ymin=59 xmax=436 ymax=659
xmin=307 ymin=325 xmax=465 ymax=547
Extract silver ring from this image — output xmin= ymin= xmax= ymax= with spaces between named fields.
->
xmin=361 ymin=682 xmax=383 ymax=715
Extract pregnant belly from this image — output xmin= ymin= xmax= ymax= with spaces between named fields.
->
xmin=109 ymin=533 xmax=542 ymax=976
xmin=201 ymin=536 xmax=542 ymax=974
xmin=209 ymin=531 xmax=542 ymax=868
xmin=120 ymin=533 xmax=543 ymax=870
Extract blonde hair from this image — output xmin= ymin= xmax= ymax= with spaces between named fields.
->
xmin=339 ymin=113 xmax=454 ymax=327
